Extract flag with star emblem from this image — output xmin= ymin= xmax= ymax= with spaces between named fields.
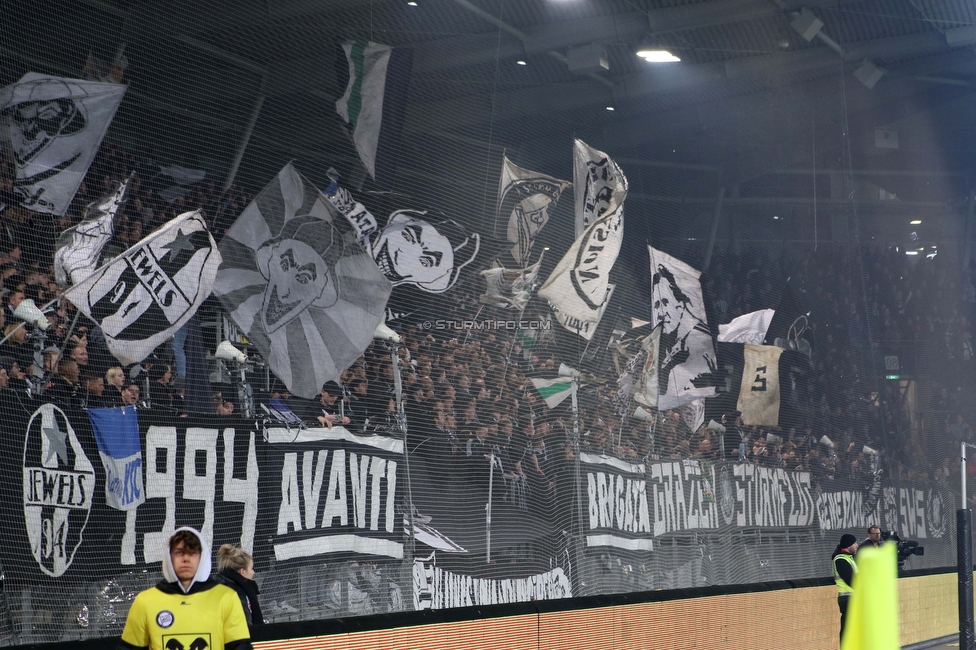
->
xmin=63 ymin=210 xmax=221 ymax=365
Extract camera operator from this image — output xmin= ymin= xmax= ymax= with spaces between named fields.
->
xmin=859 ymin=525 xmax=883 ymax=551
xmin=832 ymin=533 xmax=859 ymax=642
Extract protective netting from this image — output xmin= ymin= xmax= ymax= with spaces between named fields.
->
xmin=0 ymin=0 xmax=973 ymax=645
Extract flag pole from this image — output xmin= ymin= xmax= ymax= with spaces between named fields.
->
xmin=390 ymin=341 xmax=416 ymax=561
xmin=486 ymin=453 xmax=494 ymax=564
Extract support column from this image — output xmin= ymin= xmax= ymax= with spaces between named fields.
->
xmin=702 ymin=185 xmax=726 ymax=272
xmin=222 ymin=93 xmax=266 ymax=192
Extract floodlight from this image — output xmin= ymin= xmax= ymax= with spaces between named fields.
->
xmin=13 ymin=299 xmax=49 ymax=331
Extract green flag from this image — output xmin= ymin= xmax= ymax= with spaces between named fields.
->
xmin=336 ymin=41 xmax=392 ymax=179
xmin=530 ymin=377 xmax=574 ymax=409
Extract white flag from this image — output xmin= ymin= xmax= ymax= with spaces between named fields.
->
xmin=736 ymin=344 xmax=783 ymax=426
xmin=54 ymin=174 xmax=131 ymax=286
xmin=214 ymin=164 xmax=392 ymax=399
xmin=336 ymin=41 xmax=392 ymax=179
xmin=479 ymin=261 xmax=540 ymax=310
xmin=539 ymin=146 xmax=626 ymax=341
xmin=632 ymin=325 xmax=661 ymax=409
xmin=649 ymin=246 xmax=717 ymax=409
xmin=497 ymin=156 xmax=570 ymax=266
xmin=573 ymin=139 xmax=627 ymax=238
xmin=64 ymin=210 xmax=221 ymax=365
xmin=157 ymin=165 xmax=207 ymax=203
xmin=530 ymin=377 xmax=574 ymax=409
xmin=718 ymin=309 xmax=775 ymax=344
xmin=0 ymin=73 xmax=126 ymax=215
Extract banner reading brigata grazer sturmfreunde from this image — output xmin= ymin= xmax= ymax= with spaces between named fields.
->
xmin=264 ymin=426 xmax=404 ymax=562
xmin=0 ymin=73 xmax=126 ymax=215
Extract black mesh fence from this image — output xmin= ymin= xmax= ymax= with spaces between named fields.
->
xmin=0 ymin=0 xmax=973 ymax=644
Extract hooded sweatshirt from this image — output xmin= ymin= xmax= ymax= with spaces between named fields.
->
xmin=119 ymin=527 xmax=252 ymax=650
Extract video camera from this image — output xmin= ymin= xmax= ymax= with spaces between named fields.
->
xmin=881 ymin=530 xmax=924 ymax=567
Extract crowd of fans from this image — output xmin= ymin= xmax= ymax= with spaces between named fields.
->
xmin=1 ymin=144 xmax=974 ymax=507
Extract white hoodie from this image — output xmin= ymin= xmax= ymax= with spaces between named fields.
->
xmin=160 ymin=526 xmax=212 ymax=593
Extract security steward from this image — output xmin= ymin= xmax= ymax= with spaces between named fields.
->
xmin=832 ymin=533 xmax=859 ymax=642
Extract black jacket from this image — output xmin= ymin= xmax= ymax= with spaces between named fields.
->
xmin=213 ymin=568 xmax=264 ymax=627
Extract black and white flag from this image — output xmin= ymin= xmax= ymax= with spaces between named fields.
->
xmin=538 ymin=142 xmax=626 ymax=340
xmin=648 ymin=246 xmax=716 ymax=409
xmin=709 ymin=342 xmax=809 ymax=428
xmin=63 ymin=210 xmax=221 ymax=365
xmin=54 ymin=173 xmax=131 ymax=286
xmin=0 ymin=73 xmax=126 ymax=215
xmin=573 ymin=139 xmax=627 ymax=238
xmin=325 ymin=181 xmax=481 ymax=294
xmin=497 ymin=156 xmax=569 ymax=267
xmin=215 ymin=165 xmax=392 ymax=399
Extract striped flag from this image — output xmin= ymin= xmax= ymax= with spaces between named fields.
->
xmin=530 ymin=377 xmax=574 ymax=409
xmin=336 ymin=41 xmax=392 ymax=179
xmin=54 ymin=173 xmax=131 ymax=286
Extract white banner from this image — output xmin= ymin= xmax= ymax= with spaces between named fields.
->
xmin=413 ymin=558 xmax=571 ymax=609
xmin=736 ymin=344 xmax=783 ymax=426
xmin=497 ymin=156 xmax=570 ymax=266
xmin=0 ymin=73 xmax=125 ymax=215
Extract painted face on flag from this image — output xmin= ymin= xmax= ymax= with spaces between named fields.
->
xmin=652 ymin=264 xmax=692 ymax=330
xmin=256 ymin=219 xmax=341 ymax=333
xmin=3 ymin=95 xmax=86 ymax=166
xmin=370 ymin=210 xmax=479 ymax=293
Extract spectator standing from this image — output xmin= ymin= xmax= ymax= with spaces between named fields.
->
xmin=213 ymin=544 xmax=264 ymax=629
xmin=832 ymin=533 xmax=859 ymax=643
xmin=118 ymin=527 xmax=252 ymax=650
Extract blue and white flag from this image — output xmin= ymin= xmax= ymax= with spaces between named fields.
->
xmin=87 ymin=407 xmax=144 ymax=511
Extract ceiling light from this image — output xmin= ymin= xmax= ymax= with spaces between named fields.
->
xmin=772 ymin=215 xmax=780 ymax=220
xmin=906 ymin=251 xmax=918 ymax=255
xmin=910 ymin=219 xmax=922 ymax=225
xmin=606 ymin=106 xmax=615 ymax=111
xmin=516 ymin=60 xmax=527 ymax=66
xmin=407 ymin=1 xmax=418 ymax=5
xmin=636 ymin=50 xmax=680 ymax=63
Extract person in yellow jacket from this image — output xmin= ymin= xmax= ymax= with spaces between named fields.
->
xmin=832 ymin=533 xmax=859 ymax=642
xmin=119 ymin=526 xmax=252 ymax=650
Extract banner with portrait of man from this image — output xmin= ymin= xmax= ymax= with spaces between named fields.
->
xmin=648 ymin=246 xmax=717 ymax=409
xmin=0 ymin=73 xmax=126 ymax=215
xmin=214 ymin=164 xmax=392 ymax=399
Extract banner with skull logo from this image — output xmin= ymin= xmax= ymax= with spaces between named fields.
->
xmin=0 ymin=73 xmax=126 ymax=215
xmin=214 ymin=164 xmax=392 ymax=399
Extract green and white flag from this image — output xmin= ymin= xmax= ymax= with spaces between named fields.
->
xmin=336 ymin=41 xmax=392 ymax=179
xmin=530 ymin=377 xmax=574 ymax=409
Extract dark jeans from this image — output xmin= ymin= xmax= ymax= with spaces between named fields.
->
xmin=838 ymin=594 xmax=850 ymax=642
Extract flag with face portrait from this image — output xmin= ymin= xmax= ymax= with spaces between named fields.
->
xmin=325 ymin=180 xmax=482 ymax=295
xmin=648 ymin=246 xmax=716 ymax=409
xmin=497 ymin=156 xmax=569 ymax=266
xmin=0 ymin=73 xmax=126 ymax=215
xmin=63 ymin=210 xmax=221 ymax=365
xmin=214 ymin=164 xmax=392 ymax=399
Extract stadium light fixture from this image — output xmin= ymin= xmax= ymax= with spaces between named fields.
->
xmin=516 ymin=60 xmax=527 ymax=66
xmin=606 ymin=106 xmax=615 ymax=111
xmin=636 ymin=50 xmax=680 ymax=63
xmin=905 ymin=250 xmax=918 ymax=255
xmin=407 ymin=1 xmax=418 ymax=5
xmin=910 ymin=219 xmax=922 ymax=224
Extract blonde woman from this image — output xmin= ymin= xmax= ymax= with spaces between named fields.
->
xmin=212 ymin=544 xmax=263 ymax=627
xmin=104 ymin=366 xmax=125 ymax=407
